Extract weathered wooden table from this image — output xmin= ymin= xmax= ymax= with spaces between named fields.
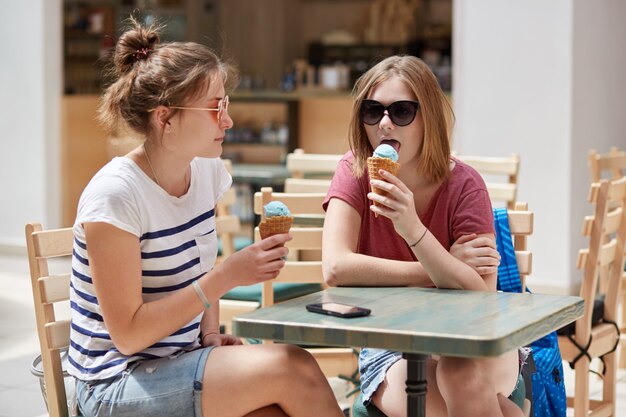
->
xmin=233 ymin=286 xmax=583 ymax=417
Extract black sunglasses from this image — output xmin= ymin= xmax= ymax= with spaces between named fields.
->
xmin=360 ymin=99 xmax=420 ymax=127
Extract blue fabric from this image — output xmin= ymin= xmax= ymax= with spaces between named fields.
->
xmin=494 ymin=207 xmax=567 ymax=417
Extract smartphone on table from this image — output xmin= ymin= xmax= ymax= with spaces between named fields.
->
xmin=306 ymin=302 xmax=371 ymax=318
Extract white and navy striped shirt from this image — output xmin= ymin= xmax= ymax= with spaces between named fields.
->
xmin=68 ymin=156 xmax=231 ymax=381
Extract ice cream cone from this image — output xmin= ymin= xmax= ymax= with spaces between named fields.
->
xmin=367 ymin=156 xmax=400 ymax=216
xmin=259 ymin=216 xmax=293 ymax=239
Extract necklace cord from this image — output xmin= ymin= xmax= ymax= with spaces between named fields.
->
xmin=143 ymin=144 xmax=160 ymax=187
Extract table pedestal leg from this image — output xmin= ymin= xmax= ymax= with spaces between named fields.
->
xmin=403 ymin=352 xmax=429 ymax=417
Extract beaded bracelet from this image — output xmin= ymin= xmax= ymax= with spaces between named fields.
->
xmin=192 ymin=280 xmax=211 ymax=309
xmin=409 ymin=228 xmax=428 ymax=248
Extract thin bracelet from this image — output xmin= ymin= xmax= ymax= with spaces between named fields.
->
xmin=409 ymin=228 xmax=428 ymax=248
xmin=192 ymin=280 xmax=212 ymax=309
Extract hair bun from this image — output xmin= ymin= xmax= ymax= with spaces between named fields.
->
xmin=112 ymin=17 xmax=161 ymax=75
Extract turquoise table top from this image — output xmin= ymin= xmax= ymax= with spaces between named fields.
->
xmin=233 ymin=287 xmax=584 ymax=358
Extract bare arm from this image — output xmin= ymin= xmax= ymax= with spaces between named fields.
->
xmin=368 ymin=170 xmax=495 ymax=291
xmin=322 ymin=198 xmax=434 ymax=287
xmin=84 ymin=222 xmax=290 ymax=355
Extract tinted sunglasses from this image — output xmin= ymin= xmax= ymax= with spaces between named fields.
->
xmin=360 ymin=99 xmax=420 ymax=127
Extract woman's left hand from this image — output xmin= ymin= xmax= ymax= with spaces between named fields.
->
xmin=368 ymin=169 xmax=423 ymax=243
xmin=201 ymin=333 xmax=243 ymax=347
xmin=450 ymin=233 xmax=500 ymax=276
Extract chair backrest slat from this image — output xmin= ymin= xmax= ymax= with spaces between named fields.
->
xmin=589 ymin=147 xmax=626 ymax=182
xmin=39 ymin=274 xmax=71 ymax=304
xmin=45 ymin=320 xmax=71 ymax=350
xmin=254 ymin=227 xmax=323 ymax=250
xmin=456 ymin=153 xmax=520 ymax=209
xmin=515 ymin=251 xmax=532 ymax=277
xmin=32 ymin=228 xmax=74 ymax=258
xmin=254 ymin=192 xmax=326 ymax=217
xmin=284 ymin=178 xmax=333 ymax=193
xmin=286 ymin=148 xmax=342 ymax=179
xmin=275 ymin=263 xmax=324 ymax=283
xmin=457 ymin=155 xmax=520 ymax=175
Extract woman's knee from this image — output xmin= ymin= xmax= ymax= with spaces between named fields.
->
xmin=436 ymin=357 xmax=486 ymax=395
xmin=266 ymin=344 xmax=320 ymax=379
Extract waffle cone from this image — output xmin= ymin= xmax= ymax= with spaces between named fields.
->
xmin=259 ymin=216 xmax=293 ymax=239
xmin=367 ymin=157 xmax=400 ymax=216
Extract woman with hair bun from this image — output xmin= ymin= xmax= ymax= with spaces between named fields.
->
xmin=68 ymin=18 xmax=344 ymax=417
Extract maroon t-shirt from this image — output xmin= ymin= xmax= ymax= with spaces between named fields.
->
xmin=323 ymin=152 xmax=494 ymax=266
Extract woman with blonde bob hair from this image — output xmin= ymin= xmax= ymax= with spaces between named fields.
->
xmin=322 ymin=55 xmax=523 ymax=417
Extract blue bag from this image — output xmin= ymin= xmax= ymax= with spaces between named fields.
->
xmin=493 ymin=208 xmax=567 ymax=417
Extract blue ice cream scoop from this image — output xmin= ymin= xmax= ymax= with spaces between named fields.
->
xmin=373 ymin=144 xmax=399 ymax=162
xmin=264 ymin=201 xmax=291 ymax=217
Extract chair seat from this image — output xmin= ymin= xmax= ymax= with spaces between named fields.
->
xmin=223 ymin=283 xmax=323 ymax=303
xmin=556 ymin=296 xmax=604 ymax=336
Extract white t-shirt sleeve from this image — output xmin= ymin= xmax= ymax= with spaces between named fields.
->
xmin=207 ymin=158 xmax=233 ymax=203
xmin=76 ymin=174 xmax=142 ymax=237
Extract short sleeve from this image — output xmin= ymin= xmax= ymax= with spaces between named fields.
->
xmin=450 ymin=183 xmax=494 ymax=242
xmin=323 ymin=152 xmax=368 ymax=215
xmin=75 ymin=175 xmax=142 ymax=237
xmin=207 ymin=158 xmax=232 ymax=203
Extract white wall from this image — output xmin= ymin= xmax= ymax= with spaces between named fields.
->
xmin=570 ymin=0 xmax=626 ymax=271
xmin=0 ymin=0 xmax=62 ymax=251
xmin=453 ymin=0 xmax=626 ymax=294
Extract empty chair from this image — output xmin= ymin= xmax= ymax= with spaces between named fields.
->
xmin=253 ymin=187 xmax=357 ymax=379
xmin=587 ymin=147 xmax=626 ymax=369
xmin=557 ymin=176 xmax=626 ymax=417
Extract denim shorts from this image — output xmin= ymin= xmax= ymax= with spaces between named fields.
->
xmin=358 ymin=348 xmax=529 ymax=406
xmin=358 ymin=348 xmax=402 ymax=405
xmin=75 ymin=347 xmax=214 ymax=417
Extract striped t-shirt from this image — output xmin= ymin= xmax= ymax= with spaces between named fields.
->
xmin=68 ymin=156 xmax=231 ymax=381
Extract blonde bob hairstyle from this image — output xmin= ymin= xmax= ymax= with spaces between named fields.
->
xmin=348 ymin=55 xmax=453 ymax=182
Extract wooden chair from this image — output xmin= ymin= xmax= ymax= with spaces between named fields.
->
xmin=284 ymin=148 xmax=342 ymax=193
xmin=218 ymin=154 xmax=337 ymax=334
xmin=254 ymin=187 xmax=358 ymax=379
xmin=456 ymin=154 xmax=520 ymax=209
xmin=587 ymin=148 xmax=626 ymax=369
xmin=557 ymin=176 xmax=626 ymax=417
xmin=25 ymin=223 xmax=76 ymax=417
